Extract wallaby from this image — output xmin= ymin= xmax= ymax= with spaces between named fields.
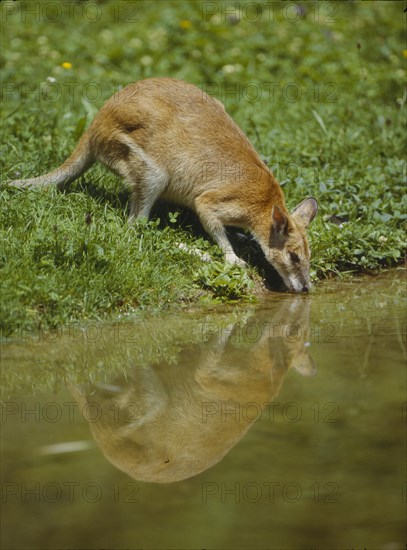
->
xmin=9 ymin=77 xmax=318 ymax=292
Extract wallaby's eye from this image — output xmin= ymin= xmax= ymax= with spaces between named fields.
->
xmin=289 ymin=252 xmax=300 ymax=263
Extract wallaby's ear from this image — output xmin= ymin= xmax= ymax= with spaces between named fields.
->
xmin=292 ymin=197 xmax=318 ymax=227
xmin=272 ymin=205 xmax=288 ymax=235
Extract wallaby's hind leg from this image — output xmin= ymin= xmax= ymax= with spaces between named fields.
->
xmin=100 ymin=139 xmax=169 ymax=223
xmin=127 ymin=163 xmax=168 ymax=223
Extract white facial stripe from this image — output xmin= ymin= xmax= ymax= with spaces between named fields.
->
xmin=259 ymin=242 xmax=310 ymax=292
xmin=288 ymin=275 xmax=304 ymax=292
xmin=273 ymin=262 xmax=309 ymax=292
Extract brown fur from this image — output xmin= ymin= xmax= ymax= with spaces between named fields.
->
xmin=9 ymin=78 xmax=318 ymax=291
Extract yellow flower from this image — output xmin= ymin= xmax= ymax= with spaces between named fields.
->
xmin=180 ymin=20 xmax=192 ymax=29
xmin=402 ymin=50 xmax=407 ymax=58
xmin=61 ymin=62 xmax=72 ymax=69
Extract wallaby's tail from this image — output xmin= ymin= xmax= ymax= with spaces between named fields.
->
xmin=8 ymin=131 xmax=95 ymax=189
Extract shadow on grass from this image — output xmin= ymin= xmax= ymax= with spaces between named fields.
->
xmin=66 ymin=177 xmax=286 ymax=292
xmin=152 ymin=201 xmax=286 ymax=292
xmin=66 ymin=176 xmax=130 ymax=211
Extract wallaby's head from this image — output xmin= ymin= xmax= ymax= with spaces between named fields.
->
xmin=262 ymin=197 xmax=318 ymax=293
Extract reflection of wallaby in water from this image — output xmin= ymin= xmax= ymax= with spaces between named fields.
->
xmin=70 ymin=297 xmax=316 ymax=483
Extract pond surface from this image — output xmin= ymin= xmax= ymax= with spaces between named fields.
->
xmin=1 ymin=269 xmax=406 ymax=550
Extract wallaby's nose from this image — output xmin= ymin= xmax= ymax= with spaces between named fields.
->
xmin=302 ymin=285 xmax=309 ymax=293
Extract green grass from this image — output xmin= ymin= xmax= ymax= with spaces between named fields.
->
xmin=0 ymin=0 xmax=406 ymax=334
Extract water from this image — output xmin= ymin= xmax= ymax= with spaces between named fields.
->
xmin=1 ymin=269 xmax=406 ymax=549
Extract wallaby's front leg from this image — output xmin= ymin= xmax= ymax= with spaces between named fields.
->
xmin=203 ymin=222 xmax=244 ymax=266
xmin=195 ymin=189 xmax=248 ymax=266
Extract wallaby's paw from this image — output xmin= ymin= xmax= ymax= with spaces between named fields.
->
xmin=225 ymin=254 xmax=246 ymax=268
xmin=177 ymin=242 xmax=212 ymax=262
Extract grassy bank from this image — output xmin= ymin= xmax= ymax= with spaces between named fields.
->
xmin=0 ymin=1 xmax=405 ymax=334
